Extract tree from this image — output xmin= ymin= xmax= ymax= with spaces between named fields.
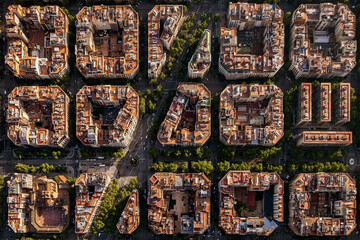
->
xmin=164 ymin=149 xmax=174 ymax=158
xmin=216 ymin=161 xmax=230 ymax=174
xmin=155 ymin=85 xmax=163 ymax=94
xmin=140 ymin=97 xmax=146 ymax=115
xmin=219 ymin=146 xmax=236 ymax=161
xmin=112 ymin=149 xmax=124 ymax=159
xmin=149 ymin=148 xmax=158 ymax=160
xmin=328 ymin=149 xmax=343 ymax=161
xmin=52 ymin=151 xmax=61 ymax=159
xmin=287 ymin=163 xmax=298 ymax=173
xmin=165 ymin=163 xmax=178 ymax=172
xmin=149 ymin=78 xmax=158 ymax=85
xmin=284 ymin=130 xmax=293 ymax=142
xmin=183 ymin=149 xmax=192 ymax=159
xmin=191 ymin=160 xmax=213 ymax=176
xmin=181 ymin=162 xmax=189 ymax=172
xmin=230 ymin=162 xmax=251 ymax=171
xmin=150 ymin=162 xmax=178 ymax=172
xmin=283 ymin=11 xmax=292 ymax=26
xmin=264 ymin=163 xmax=282 ymax=173
xmin=253 ymin=163 xmax=263 ymax=172
xmin=159 ymin=72 xmax=166 ymax=81
xmin=214 ymin=13 xmax=220 ymax=22
xmin=151 ymin=162 xmax=165 ymax=172
xmin=195 ymin=147 xmax=211 ymax=160
xmin=148 ymin=100 xmax=156 ymax=113
xmin=174 ymin=149 xmax=182 ymax=159
xmin=128 ymin=178 xmax=138 ymax=190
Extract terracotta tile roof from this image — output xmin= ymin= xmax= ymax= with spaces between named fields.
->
xmin=76 ymin=85 xmax=139 ymax=147
xmin=6 ymin=86 xmax=70 ymax=148
xmin=290 ymin=4 xmax=356 ymax=79
xmin=5 ymin=5 xmax=69 ymax=79
xmin=158 ymin=83 xmax=211 ymax=146
xmin=148 ymin=172 xmax=211 ymax=235
xmin=219 ymin=171 xmax=284 ymax=236
xmin=76 ymin=5 xmax=139 ymax=79
xmin=220 ymin=84 xmax=284 ymax=146
xmin=289 ymin=173 xmax=356 ymax=236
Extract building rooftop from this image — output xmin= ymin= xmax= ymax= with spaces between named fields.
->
xmin=296 ymin=82 xmax=351 ymax=128
xmin=219 ymin=84 xmax=284 ymax=146
xmin=5 ymin=5 xmax=69 ymax=79
xmin=76 ymin=85 xmax=139 ymax=147
xmin=188 ymin=29 xmax=211 ymax=78
xmin=297 ymin=83 xmax=312 ymax=125
xmin=289 ymin=173 xmax=357 ymax=236
xmin=6 ymin=85 xmax=70 ymax=148
xmin=75 ymin=173 xmax=111 ymax=234
xmin=157 ymin=83 xmax=211 ymax=146
xmin=7 ymin=174 xmax=69 ymax=233
xmin=337 ymin=83 xmax=351 ymax=123
xmin=148 ymin=172 xmax=211 ymax=235
xmin=148 ymin=5 xmax=184 ymax=78
xmin=219 ymin=3 xmax=284 ymax=79
xmin=219 ymin=171 xmax=284 ymax=236
xmin=296 ymin=131 xmax=352 ymax=146
xmin=290 ymin=3 xmax=356 ymax=79
xmin=116 ymin=189 xmax=140 ymax=234
xmin=76 ymin=5 xmax=139 ymax=79
xmin=319 ymin=83 xmax=331 ymax=123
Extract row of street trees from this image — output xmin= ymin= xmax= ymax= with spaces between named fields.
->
xmin=150 ymin=160 xmax=213 ymax=176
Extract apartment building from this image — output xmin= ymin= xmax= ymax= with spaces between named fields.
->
xmin=5 ymin=5 xmax=69 ymax=80
xmin=75 ymin=173 xmax=111 ymax=234
xmin=296 ymin=83 xmax=351 ymax=126
xmin=76 ymin=85 xmax=139 ymax=147
xmin=315 ymin=83 xmax=332 ymax=125
xmin=148 ymin=5 xmax=185 ymax=78
xmin=290 ymin=3 xmax=356 ymax=79
xmin=117 ymin=189 xmax=140 ymax=234
xmin=219 ymin=3 xmax=284 ymax=80
xmin=219 ymin=171 xmax=284 ymax=236
xmin=295 ymin=82 xmax=312 ymax=127
xmin=289 ymin=173 xmax=356 ymax=236
xmin=148 ymin=173 xmax=211 ymax=235
xmin=76 ymin=5 xmax=139 ymax=79
xmin=333 ymin=83 xmax=351 ymax=125
xmin=296 ymin=131 xmax=352 ymax=147
xmin=219 ymin=84 xmax=284 ymax=146
xmin=295 ymin=82 xmax=352 ymax=146
xmin=188 ymin=29 xmax=211 ymax=79
xmin=157 ymin=83 xmax=211 ymax=146
xmin=7 ymin=174 xmax=69 ymax=233
xmin=7 ymin=86 xmax=70 ymax=148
